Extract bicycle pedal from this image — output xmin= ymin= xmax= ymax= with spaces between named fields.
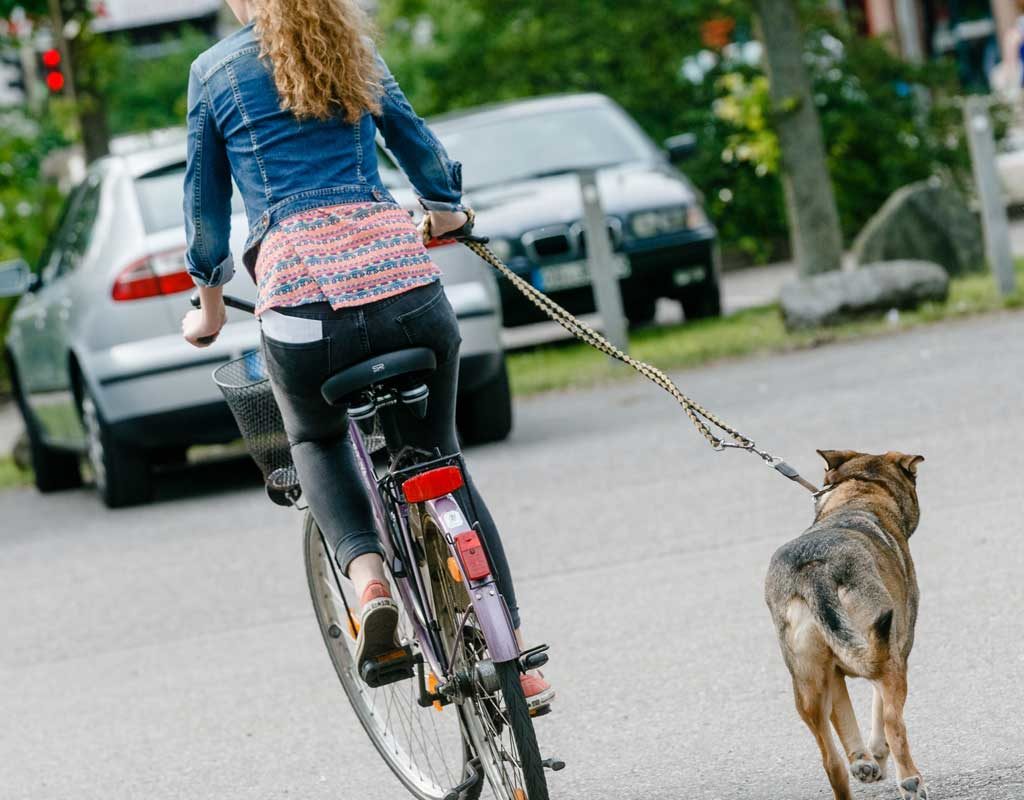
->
xmin=541 ymin=757 xmax=566 ymax=772
xmin=360 ymin=645 xmax=416 ymax=688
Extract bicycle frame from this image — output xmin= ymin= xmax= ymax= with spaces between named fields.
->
xmin=348 ymin=417 xmax=521 ymax=683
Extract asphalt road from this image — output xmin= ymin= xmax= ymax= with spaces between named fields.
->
xmin=2 ymin=312 xmax=1023 ymax=800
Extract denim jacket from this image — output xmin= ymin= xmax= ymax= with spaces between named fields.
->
xmin=184 ymin=23 xmax=464 ymax=288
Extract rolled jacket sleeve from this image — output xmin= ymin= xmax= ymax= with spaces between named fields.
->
xmin=372 ymin=52 xmax=465 ymax=213
xmin=184 ymin=62 xmax=235 ymax=288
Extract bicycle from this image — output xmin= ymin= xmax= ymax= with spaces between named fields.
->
xmin=196 ymin=292 xmax=561 ymax=800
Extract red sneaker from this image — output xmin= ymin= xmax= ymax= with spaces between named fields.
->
xmin=356 ymin=580 xmax=400 ymax=677
xmin=520 ymin=672 xmax=555 ymax=712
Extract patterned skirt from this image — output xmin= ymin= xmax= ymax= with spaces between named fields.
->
xmin=254 ymin=202 xmax=441 ymax=315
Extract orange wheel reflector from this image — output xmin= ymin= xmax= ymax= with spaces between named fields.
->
xmin=428 ymin=673 xmax=443 ymax=712
xmin=513 ymin=790 xmax=526 ymax=800
xmin=401 ymin=465 xmax=464 ymax=503
xmin=347 ymin=612 xmax=360 ymax=640
xmin=447 ymin=556 xmax=462 ymax=583
xmin=377 ymin=648 xmax=407 ymax=664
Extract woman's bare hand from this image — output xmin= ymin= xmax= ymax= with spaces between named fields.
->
xmin=419 ymin=210 xmax=469 ymax=243
xmin=182 ymin=303 xmax=226 ymax=347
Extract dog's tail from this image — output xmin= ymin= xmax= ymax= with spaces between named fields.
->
xmin=804 ymin=567 xmax=893 ymax=675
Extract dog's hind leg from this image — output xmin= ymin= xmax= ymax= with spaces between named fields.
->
xmin=877 ymin=670 xmax=928 ymax=799
xmin=793 ymin=671 xmax=853 ymax=800
xmin=829 ymin=668 xmax=883 ymax=784
xmin=868 ymin=684 xmax=891 ymax=779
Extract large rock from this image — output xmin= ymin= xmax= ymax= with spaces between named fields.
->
xmin=852 ymin=180 xmax=984 ymax=277
xmin=780 ymin=260 xmax=949 ymax=329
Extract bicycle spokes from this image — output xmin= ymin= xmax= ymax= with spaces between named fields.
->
xmin=304 ymin=517 xmax=472 ymax=799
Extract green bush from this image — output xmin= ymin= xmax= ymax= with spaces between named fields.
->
xmin=0 ymin=108 xmax=70 ymax=392
xmin=678 ymin=26 xmax=971 ymax=262
xmin=104 ymin=27 xmax=212 ymax=135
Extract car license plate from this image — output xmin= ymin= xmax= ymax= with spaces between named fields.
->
xmin=673 ymin=266 xmax=706 ymax=288
xmin=532 ymin=256 xmax=630 ymax=292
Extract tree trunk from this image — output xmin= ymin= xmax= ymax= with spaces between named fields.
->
xmin=752 ymin=0 xmax=843 ymax=276
xmin=51 ymin=0 xmax=110 ymax=164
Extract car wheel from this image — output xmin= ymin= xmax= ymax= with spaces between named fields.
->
xmin=7 ymin=358 xmax=82 ymax=493
xmin=457 ymin=360 xmax=513 ymax=445
xmin=80 ymin=389 xmax=153 ymax=508
xmin=679 ymin=281 xmax=722 ymax=320
xmin=624 ymin=295 xmax=657 ymax=327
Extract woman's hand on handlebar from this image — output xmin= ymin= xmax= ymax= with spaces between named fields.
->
xmin=182 ymin=285 xmax=227 ymax=347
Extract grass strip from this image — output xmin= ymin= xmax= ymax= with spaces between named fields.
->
xmin=0 ymin=456 xmax=31 ymax=490
xmin=507 ymin=262 xmax=1024 ymax=397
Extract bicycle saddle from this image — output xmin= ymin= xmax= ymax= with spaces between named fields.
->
xmin=321 ymin=347 xmax=437 ymax=407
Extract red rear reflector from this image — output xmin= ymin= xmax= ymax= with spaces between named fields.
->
xmin=425 ymin=238 xmax=458 ymax=249
xmin=402 ymin=466 xmax=464 ymax=503
xmin=455 ymin=531 xmax=491 ymax=581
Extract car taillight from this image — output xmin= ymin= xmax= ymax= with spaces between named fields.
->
xmin=425 ymin=238 xmax=458 ymax=250
xmin=112 ymin=250 xmax=193 ymax=301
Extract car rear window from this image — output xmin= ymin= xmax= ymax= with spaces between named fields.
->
xmin=135 ymin=165 xmax=244 ymax=233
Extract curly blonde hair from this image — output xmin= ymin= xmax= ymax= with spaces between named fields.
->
xmin=253 ymin=0 xmax=382 ymax=123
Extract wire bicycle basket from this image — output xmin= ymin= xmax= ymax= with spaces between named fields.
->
xmin=213 ymin=351 xmax=299 ymax=504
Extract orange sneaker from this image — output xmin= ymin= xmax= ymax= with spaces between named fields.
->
xmin=356 ymin=580 xmax=400 ymax=676
xmin=520 ymin=672 xmax=555 ymax=712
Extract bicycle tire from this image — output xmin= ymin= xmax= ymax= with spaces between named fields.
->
xmin=496 ymin=661 xmax=549 ymax=800
xmin=418 ymin=510 xmax=549 ymax=800
xmin=303 ymin=513 xmax=477 ymax=800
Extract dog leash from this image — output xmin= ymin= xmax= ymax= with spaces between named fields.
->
xmin=460 ymin=238 xmax=821 ymax=496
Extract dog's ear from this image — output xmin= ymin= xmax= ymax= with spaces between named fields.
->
xmin=893 ymin=453 xmax=925 ymax=479
xmin=817 ymin=449 xmax=860 ymax=472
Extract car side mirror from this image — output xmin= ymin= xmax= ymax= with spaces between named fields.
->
xmin=664 ymin=133 xmax=698 ymax=162
xmin=0 ymin=259 xmax=37 ymax=297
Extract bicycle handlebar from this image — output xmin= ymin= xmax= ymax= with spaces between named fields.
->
xmin=189 ymin=291 xmax=256 ymax=315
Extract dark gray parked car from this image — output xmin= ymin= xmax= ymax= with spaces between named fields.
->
xmin=429 ymin=92 xmax=721 ymax=327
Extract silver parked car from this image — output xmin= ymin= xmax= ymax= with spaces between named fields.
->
xmin=1 ymin=142 xmax=511 ymax=508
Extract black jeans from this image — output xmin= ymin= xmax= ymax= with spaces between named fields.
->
xmin=261 ymin=281 xmax=520 ymax=628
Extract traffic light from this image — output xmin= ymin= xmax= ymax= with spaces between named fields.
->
xmin=39 ymin=48 xmax=65 ymax=94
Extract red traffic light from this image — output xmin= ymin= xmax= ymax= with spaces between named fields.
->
xmin=46 ymin=71 xmax=65 ymax=92
xmin=42 ymin=48 xmax=61 ymax=68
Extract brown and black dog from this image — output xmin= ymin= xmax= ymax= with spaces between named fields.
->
xmin=765 ymin=450 xmax=928 ymax=800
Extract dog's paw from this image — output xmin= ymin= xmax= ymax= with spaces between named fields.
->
xmin=871 ymin=749 xmax=889 ymax=780
xmin=849 ymin=754 xmax=883 ymax=783
xmin=898 ymin=775 xmax=929 ymax=799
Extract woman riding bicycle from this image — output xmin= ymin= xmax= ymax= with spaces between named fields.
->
xmin=180 ymin=0 xmax=553 ymax=709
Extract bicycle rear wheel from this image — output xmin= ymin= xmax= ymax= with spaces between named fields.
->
xmin=418 ymin=512 xmax=550 ymax=800
xmin=303 ymin=513 xmax=478 ymax=799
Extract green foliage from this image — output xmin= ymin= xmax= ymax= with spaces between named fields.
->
xmin=378 ymin=1 xmax=972 ymax=264
xmin=104 ymin=28 xmax=211 ymax=135
xmin=0 ymin=108 xmax=68 ymax=391
xmin=0 ymin=108 xmax=68 ymax=264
